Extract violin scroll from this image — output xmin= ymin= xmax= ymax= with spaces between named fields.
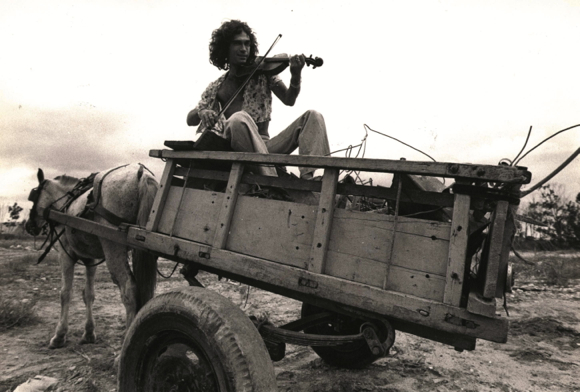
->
xmin=305 ymin=55 xmax=323 ymax=69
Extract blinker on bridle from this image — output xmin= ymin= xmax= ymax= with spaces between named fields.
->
xmin=27 ymin=180 xmax=49 ymax=226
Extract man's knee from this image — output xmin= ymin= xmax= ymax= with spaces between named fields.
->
xmin=227 ymin=111 xmax=253 ymax=125
xmin=304 ymin=109 xmax=323 ymax=120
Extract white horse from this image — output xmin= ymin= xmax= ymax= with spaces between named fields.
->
xmin=25 ymin=163 xmax=158 ymax=349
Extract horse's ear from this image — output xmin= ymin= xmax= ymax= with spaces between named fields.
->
xmin=37 ymin=168 xmax=44 ymax=183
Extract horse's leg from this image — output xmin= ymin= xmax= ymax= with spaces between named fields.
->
xmin=49 ymin=254 xmax=76 ymax=349
xmin=101 ymin=239 xmax=139 ymax=328
xmin=80 ymin=261 xmax=97 ymax=344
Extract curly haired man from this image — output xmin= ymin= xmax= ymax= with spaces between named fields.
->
xmin=187 ymin=20 xmax=330 ymax=178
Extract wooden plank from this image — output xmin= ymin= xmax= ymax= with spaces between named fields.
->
xmin=157 ymin=187 xmax=222 ymax=245
xmin=45 ymin=210 xmax=131 ymax=246
xmin=150 ymin=150 xmax=531 ymax=184
xmin=483 ymin=201 xmax=509 ymax=298
xmin=467 ymin=289 xmax=497 ymax=317
xmin=226 ymin=196 xmax=451 ymax=286
xmin=324 ymin=251 xmax=386 ymax=287
xmin=495 ymin=203 xmax=517 ymax=298
xmin=391 ymin=232 xmax=449 ymax=276
xmin=213 ymin=162 xmax=244 ymax=249
xmin=443 ymin=193 xmax=471 ymax=306
xmin=146 ymin=159 xmax=176 ymax=231
xmin=386 ymin=265 xmax=446 ymax=301
xmin=174 ymin=165 xmax=456 ymax=208
xmin=226 ymin=196 xmax=316 ymax=269
xmin=127 ymin=227 xmax=509 ymax=343
xmin=328 ymin=211 xmax=450 ymax=275
xmin=308 ymin=168 xmax=339 ymax=274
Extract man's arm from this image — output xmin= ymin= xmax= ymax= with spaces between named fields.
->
xmin=271 ymin=54 xmax=305 ymax=106
xmin=187 ymin=108 xmax=201 ymax=126
xmin=187 ymin=77 xmax=222 ymax=127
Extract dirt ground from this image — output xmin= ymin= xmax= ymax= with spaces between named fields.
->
xmin=1 ymin=240 xmax=579 ymax=392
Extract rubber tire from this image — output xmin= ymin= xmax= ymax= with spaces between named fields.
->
xmin=301 ymin=303 xmax=390 ymax=369
xmin=118 ymin=287 xmax=277 ymax=392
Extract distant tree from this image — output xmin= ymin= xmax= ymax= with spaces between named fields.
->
xmin=526 ymin=184 xmax=580 ymax=248
xmin=8 ymin=203 xmax=23 ymax=221
xmin=562 ymin=192 xmax=580 ymax=248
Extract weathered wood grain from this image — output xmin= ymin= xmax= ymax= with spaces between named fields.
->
xmin=146 ymin=159 xmax=175 ymax=231
xmin=213 ymin=162 xmax=244 ymax=249
xmin=443 ymin=193 xmax=471 ymax=307
xmin=127 ymin=226 xmax=509 ymax=344
xmin=483 ymin=201 xmax=509 ymax=298
xmin=150 ymin=150 xmax=531 ymax=184
xmin=308 ymin=169 xmax=339 ymax=274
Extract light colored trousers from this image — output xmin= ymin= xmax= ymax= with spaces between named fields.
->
xmin=222 ymin=110 xmax=331 ymax=178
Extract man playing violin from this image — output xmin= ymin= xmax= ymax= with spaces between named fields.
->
xmin=187 ymin=19 xmax=330 ymax=178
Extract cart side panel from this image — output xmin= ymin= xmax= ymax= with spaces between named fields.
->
xmin=386 ymin=265 xmax=447 ymax=301
xmin=228 ymin=195 xmax=451 ymax=301
xmin=156 ymin=186 xmax=221 ymax=244
xmin=156 ymin=184 xmax=453 ymax=302
xmin=226 ymin=195 xmax=317 ymax=269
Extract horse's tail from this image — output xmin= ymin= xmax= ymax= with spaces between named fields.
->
xmin=132 ymin=171 xmax=159 ymax=309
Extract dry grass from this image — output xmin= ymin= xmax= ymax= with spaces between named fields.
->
xmin=0 ymin=297 xmax=39 ymax=330
xmin=512 ymin=253 xmax=580 ymax=287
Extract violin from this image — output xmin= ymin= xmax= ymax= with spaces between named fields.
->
xmin=235 ymin=54 xmax=323 ymax=78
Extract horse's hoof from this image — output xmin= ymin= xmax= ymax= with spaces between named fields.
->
xmin=80 ymin=333 xmax=97 ymax=344
xmin=49 ymin=336 xmax=66 ymax=349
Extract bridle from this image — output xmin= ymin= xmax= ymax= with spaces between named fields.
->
xmin=25 ymin=174 xmax=106 ymax=266
xmin=26 ymin=179 xmax=50 ymax=235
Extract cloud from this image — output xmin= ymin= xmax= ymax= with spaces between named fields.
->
xmin=1 ymin=105 xmax=153 ymax=175
xmin=0 ymin=103 xmax=166 ymax=206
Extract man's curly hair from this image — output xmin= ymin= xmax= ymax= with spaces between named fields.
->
xmin=209 ymin=20 xmax=259 ymax=70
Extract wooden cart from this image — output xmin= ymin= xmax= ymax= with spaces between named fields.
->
xmin=46 ymin=145 xmax=531 ymax=391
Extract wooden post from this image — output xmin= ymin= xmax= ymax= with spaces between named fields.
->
xmin=382 ymin=174 xmax=403 ymax=290
xmin=146 ymin=159 xmax=176 ymax=232
xmin=213 ymin=162 xmax=244 ymax=249
xmin=443 ymin=192 xmax=471 ymax=307
xmin=308 ymin=168 xmax=339 ymax=274
xmin=483 ymin=200 xmax=509 ymax=298
xmin=169 ymin=160 xmax=194 ymax=237
xmin=495 ymin=203 xmax=518 ymax=298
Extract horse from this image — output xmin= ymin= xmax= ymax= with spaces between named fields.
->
xmin=25 ymin=163 xmax=159 ymax=349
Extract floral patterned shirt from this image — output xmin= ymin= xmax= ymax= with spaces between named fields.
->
xmin=194 ymin=73 xmax=282 ymax=135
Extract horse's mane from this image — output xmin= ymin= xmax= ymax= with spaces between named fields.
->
xmin=54 ymin=174 xmax=80 ymax=187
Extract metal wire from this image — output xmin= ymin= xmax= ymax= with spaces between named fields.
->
xmin=364 ymin=124 xmax=436 ymax=162
xmin=510 ymin=126 xmax=533 ymax=166
xmin=514 ymin=123 xmax=580 ymax=166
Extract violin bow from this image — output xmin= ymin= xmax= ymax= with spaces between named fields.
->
xmin=216 ymin=34 xmax=282 ymax=119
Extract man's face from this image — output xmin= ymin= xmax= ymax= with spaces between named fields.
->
xmin=228 ymin=31 xmax=251 ymax=67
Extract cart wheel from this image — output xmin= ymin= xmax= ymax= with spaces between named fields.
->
xmin=301 ymin=303 xmax=395 ymax=369
xmin=118 ymin=287 xmax=277 ymax=392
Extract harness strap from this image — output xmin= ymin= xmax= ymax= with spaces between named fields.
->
xmin=36 ymin=227 xmax=64 ymax=264
xmin=86 ymin=164 xmax=129 ymax=226
xmin=91 ymin=204 xmax=126 ymax=226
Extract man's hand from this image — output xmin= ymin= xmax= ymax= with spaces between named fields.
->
xmin=289 ymin=54 xmax=306 ymax=77
xmin=199 ymin=109 xmax=218 ymax=128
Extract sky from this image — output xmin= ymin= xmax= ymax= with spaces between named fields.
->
xmin=1 ymin=0 xmax=579 ymax=220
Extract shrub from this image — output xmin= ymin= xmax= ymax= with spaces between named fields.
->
xmin=0 ymin=297 xmax=39 ymax=330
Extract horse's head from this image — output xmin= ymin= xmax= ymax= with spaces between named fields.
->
xmin=26 ymin=169 xmax=81 ymax=236
xmin=25 ymin=169 xmax=50 ymax=236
